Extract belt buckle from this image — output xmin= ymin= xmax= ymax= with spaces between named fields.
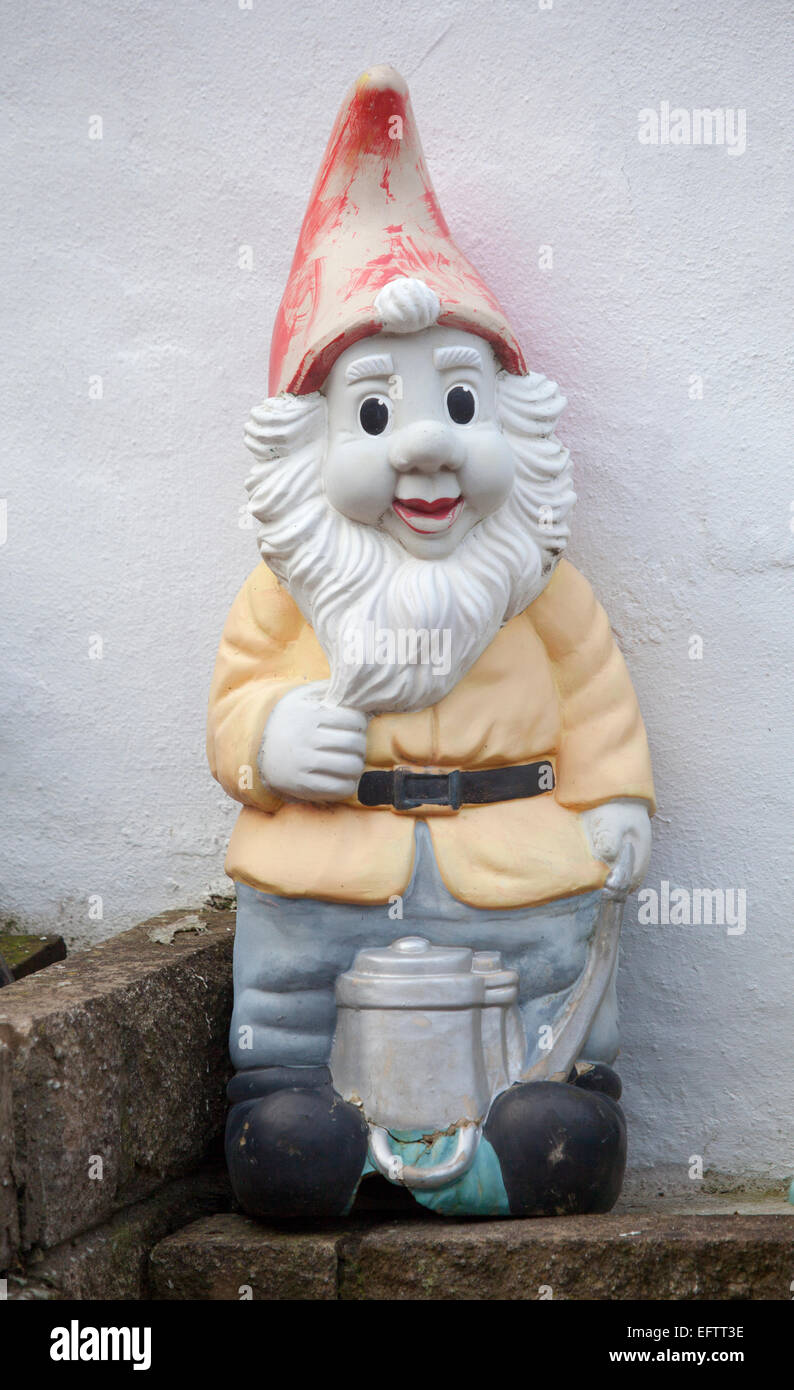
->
xmin=392 ymin=766 xmax=462 ymax=812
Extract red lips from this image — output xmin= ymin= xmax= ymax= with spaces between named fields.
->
xmin=393 ymin=496 xmax=462 ymax=521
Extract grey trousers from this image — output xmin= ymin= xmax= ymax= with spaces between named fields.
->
xmin=230 ymin=821 xmax=617 ymax=1073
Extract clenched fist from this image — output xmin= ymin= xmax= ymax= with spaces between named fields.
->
xmin=580 ymin=797 xmax=652 ymax=893
xmin=259 ymin=681 xmax=368 ymax=803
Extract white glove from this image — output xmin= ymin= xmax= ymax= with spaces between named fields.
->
xmin=259 ymin=681 xmax=368 ymax=803
xmin=580 ymin=797 xmax=652 ymax=892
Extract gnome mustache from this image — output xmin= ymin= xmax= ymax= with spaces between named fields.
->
xmin=244 ymin=364 xmax=576 ymax=715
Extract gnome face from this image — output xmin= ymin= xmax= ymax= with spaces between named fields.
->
xmin=322 ymin=323 xmax=516 ymax=560
xmin=244 ymin=67 xmax=577 ymax=709
xmin=245 ymin=346 xmax=575 ymax=713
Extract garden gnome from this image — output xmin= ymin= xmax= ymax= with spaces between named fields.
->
xmin=207 ymin=66 xmax=655 ymax=1219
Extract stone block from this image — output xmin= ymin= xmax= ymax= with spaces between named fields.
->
xmin=0 ymin=933 xmax=67 ymax=982
xmin=150 ymin=1212 xmax=339 ymax=1300
xmin=8 ymin=1168 xmax=233 ymax=1300
xmin=344 ymin=1212 xmax=794 ymax=1300
xmin=0 ymin=908 xmax=234 ymax=1255
xmin=0 ymin=1042 xmax=19 ymax=1269
xmin=148 ymin=1209 xmax=794 ymax=1301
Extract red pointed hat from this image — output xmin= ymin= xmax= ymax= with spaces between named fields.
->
xmin=268 ymin=65 xmax=527 ymax=396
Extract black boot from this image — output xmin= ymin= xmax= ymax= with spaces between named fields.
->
xmin=225 ymin=1066 xmax=369 ymax=1221
xmin=570 ymin=1060 xmax=622 ymax=1101
xmin=484 ymin=1077 xmax=626 ymax=1217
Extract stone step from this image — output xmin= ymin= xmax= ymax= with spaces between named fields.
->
xmin=149 ymin=1206 xmax=794 ymax=1300
xmin=0 ymin=933 xmax=66 ymax=984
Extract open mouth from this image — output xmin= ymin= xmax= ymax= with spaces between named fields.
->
xmin=392 ymin=495 xmax=464 ymax=534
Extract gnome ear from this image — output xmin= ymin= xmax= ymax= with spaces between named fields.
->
xmin=374 ymin=277 xmax=440 ymax=335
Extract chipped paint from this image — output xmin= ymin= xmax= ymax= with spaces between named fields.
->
xmin=146 ymin=915 xmax=207 ymax=945
xmin=267 ymin=65 xmax=526 ymax=396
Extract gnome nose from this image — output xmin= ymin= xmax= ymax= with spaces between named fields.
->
xmin=389 ymin=422 xmax=464 ymax=475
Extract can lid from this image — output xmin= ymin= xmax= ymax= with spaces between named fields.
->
xmin=351 ymin=936 xmax=473 ymax=978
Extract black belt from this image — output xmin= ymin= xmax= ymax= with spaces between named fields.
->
xmin=357 ymin=761 xmax=555 ymax=812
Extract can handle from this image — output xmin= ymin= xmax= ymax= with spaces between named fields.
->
xmin=369 ymin=1122 xmax=480 ymax=1190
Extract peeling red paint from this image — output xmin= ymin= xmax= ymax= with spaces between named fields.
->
xmin=267 ymin=66 xmax=526 ymax=397
xmin=292 ymin=319 xmax=381 ymax=395
xmin=423 ymin=186 xmax=450 ymax=238
xmin=439 ymin=311 xmax=527 ymax=376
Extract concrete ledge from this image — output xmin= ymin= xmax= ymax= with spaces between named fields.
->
xmin=0 ymin=907 xmax=234 ymax=1261
xmin=149 ymin=1208 xmax=794 ymax=1301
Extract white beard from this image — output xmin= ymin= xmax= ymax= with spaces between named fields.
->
xmin=244 ymin=371 xmax=576 ymax=716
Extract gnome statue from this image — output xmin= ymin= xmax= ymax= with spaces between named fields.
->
xmin=208 ymin=66 xmax=655 ymax=1220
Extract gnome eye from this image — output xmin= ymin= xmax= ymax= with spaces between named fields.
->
xmin=445 ymin=384 xmax=478 ymax=426
xmin=358 ymin=395 xmax=392 ymax=436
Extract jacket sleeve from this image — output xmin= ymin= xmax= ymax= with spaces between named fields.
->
xmin=529 ymin=560 xmax=656 ymax=813
xmin=206 ymin=564 xmax=311 ymax=813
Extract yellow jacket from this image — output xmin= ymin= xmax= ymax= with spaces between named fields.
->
xmin=207 ymin=558 xmax=655 ymax=908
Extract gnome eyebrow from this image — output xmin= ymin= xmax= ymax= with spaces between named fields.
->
xmin=345 ymin=353 xmax=395 ymax=383
xmin=433 ymin=346 xmax=483 ymax=371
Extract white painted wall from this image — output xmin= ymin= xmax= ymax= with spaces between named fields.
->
xmin=2 ymin=0 xmax=791 ymax=1182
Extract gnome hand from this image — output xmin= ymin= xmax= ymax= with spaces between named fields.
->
xmin=580 ymin=798 xmax=652 ymax=892
xmin=259 ymin=682 xmax=368 ymax=803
